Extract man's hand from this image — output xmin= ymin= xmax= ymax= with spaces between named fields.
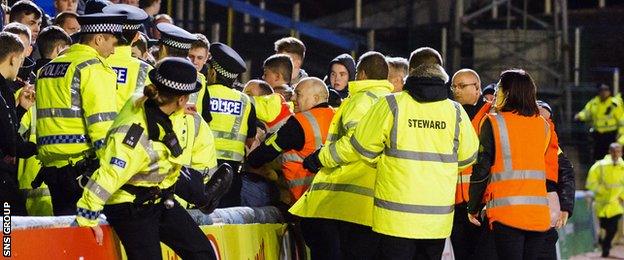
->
xmin=17 ymin=84 xmax=35 ymax=110
xmin=303 ymin=149 xmax=322 ymax=173
xmin=555 ymin=211 xmax=570 ymax=229
xmin=468 ymin=212 xmax=481 ymax=226
xmin=91 ymin=225 xmax=104 ymax=246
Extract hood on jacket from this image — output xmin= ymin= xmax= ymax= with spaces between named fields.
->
xmin=324 ymin=53 xmax=356 ymax=98
xmin=403 ymin=76 xmax=449 ymax=103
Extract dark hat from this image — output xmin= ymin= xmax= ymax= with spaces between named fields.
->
xmin=482 ymin=83 xmax=496 ymax=96
xmin=77 ymin=13 xmax=126 ymax=38
xmin=157 ymin=23 xmax=196 ymax=50
xmin=209 ymin=42 xmax=246 ymax=79
xmin=102 ymin=4 xmax=148 ymax=31
xmin=148 ymin=57 xmax=201 ymax=94
xmin=84 ymin=0 xmax=111 ymax=14
xmin=536 ymin=100 xmax=552 ymax=115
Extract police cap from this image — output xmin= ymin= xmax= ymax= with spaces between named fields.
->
xmin=209 ymin=42 xmax=246 ymax=79
xmin=148 ymin=57 xmax=202 ymax=94
xmin=157 ymin=23 xmax=196 ymax=51
xmin=77 ymin=13 xmax=126 ymax=40
xmin=103 ymin=4 xmax=148 ymax=31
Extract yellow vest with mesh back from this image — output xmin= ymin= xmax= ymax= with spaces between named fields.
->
xmin=204 ymin=84 xmax=251 ymax=162
xmin=75 ymin=99 xmax=214 ymax=227
xmin=106 ymin=46 xmax=153 ymax=110
xmin=35 ymin=44 xmax=118 ymax=167
xmin=289 ymin=80 xmax=393 ymax=226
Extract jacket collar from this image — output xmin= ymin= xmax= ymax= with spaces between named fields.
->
xmin=602 ymin=155 xmax=624 ymax=165
xmin=403 ymin=76 xmax=449 ymax=102
xmin=347 ymin=79 xmax=393 ymax=95
xmin=109 ymin=45 xmax=132 ymax=59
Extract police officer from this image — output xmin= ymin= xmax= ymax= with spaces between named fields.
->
xmin=304 ymin=63 xmax=479 ymax=259
xmin=575 ymin=84 xmax=624 ymax=160
xmin=247 ymin=77 xmax=334 ymax=203
xmin=154 ymin=23 xmax=208 ymax=113
xmin=203 ymin=43 xmax=257 ymax=207
xmin=76 ymin=57 xmax=216 ymax=259
xmin=102 ymin=4 xmax=153 ymax=110
xmin=35 ymin=13 xmax=124 ymax=216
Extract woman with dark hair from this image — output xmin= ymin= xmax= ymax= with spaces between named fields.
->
xmin=75 ymin=57 xmax=217 ymax=259
xmin=467 ymin=69 xmax=559 ymax=259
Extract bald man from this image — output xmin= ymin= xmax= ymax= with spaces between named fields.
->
xmin=247 ymin=77 xmax=335 ymax=202
xmin=450 ymin=68 xmax=494 ymax=260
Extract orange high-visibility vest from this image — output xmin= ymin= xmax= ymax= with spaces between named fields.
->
xmin=281 ymin=107 xmax=335 ymax=201
xmin=544 ymin=118 xmax=559 ymax=184
xmin=484 ymin=112 xmax=551 ymax=231
xmin=456 ymin=101 xmax=492 ymax=204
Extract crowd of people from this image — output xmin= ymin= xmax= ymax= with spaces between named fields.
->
xmin=2 ymin=0 xmax=616 ymax=259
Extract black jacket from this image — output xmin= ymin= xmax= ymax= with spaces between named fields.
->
xmin=557 ymin=152 xmax=575 ymax=216
xmin=0 ymin=73 xmax=37 ymax=172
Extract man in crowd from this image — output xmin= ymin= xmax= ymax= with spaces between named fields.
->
xmin=188 ymin=33 xmax=210 ymax=74
xmin=0 ymin=32 xmax=37 ymax=216
xmin=262 ymin=53 xmax=293 ymax=90
xmin=386 ymin=57 xmax=408 ymax=92
xmin=9 ymin=1 xmax=42 ymax=43
xmin=33 ymin=25 xmax=71 ymax=73
xmin=54 ymin=11 xmax=80 ymax=35
xmin=247 ymin=77 xmax=334 ymax=203
xmin=54 ymin=0 xmax=79 ymax=14
xmin=274 ymin=37 xmax=307 ymax=85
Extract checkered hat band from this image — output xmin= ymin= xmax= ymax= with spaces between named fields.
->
xmin=161 ymin=37 xmax=192 ymax=50
xmin=211 ymin=60 xmax=238 ymax=79
xmin=81 ymin=23 xmax=123 ymax=34
xmin=156 ymin=73 xmax=195 ymax=91
xmin=123 ymin=24 xmax=142 ymax=30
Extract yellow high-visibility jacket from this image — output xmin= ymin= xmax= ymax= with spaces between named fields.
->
xmin=106 ymin=45 xmax=152 ymax=110
xmin=76 ymin=99 xmax=216 ymax=227
xmin=204 ymin=84 xmax=252 ymax=162
xmin=586 ymin=155 xmax=624 ymax=218
xmin=35 ymin=44 xmax=118 ymax=166
xmin=577 ymin=96 xmax=623 ymax=133
xmin=289 ymin=79 xmax=393 ymax=226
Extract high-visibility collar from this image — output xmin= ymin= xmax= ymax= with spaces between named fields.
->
xmin=600 ymin=154 xmax=624 ymax=166
xmin=111 ymin=45 xmax=133 ymax=59
xmin=67 ymin=44 xmax=105 ymax=61
xmin=347 ymin=79 xmax=393 ymax=96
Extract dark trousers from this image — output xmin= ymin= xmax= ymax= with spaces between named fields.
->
xmin=104 ymin=202 xmax=215 ymax=260
xmin=451 ymin=203 xmax=481 ymax=259
xmin=216 ymin=160 xmax=241 ymax=208
xmin=491 ymin=222 xmax=547 ymax=260
xmin=537 ymin=228 xmax=558 ymax=260
xmin=593 ymin=130 xmax=617 ymax=161
xmin=599 ymin=214 xmax=622 ymax=256
xmin=378 ymin=233 xmax=445 ymax=260
xmin=40 ymin=165 xmax=82 ymax=216
xmin=339 ymin=221 xmax=381 ymax=260
xmin=300 ymin=217 xmax=342 ymax=260
xmin=0 ymin=168 xmax=27 ymax=216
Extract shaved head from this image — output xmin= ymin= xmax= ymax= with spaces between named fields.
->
xmin=293 ymin=77 xmax=329 ymax=112
xmin=244 ymin=79 xmax=273 ymax=96
xmin=452 ymin=68 xmax=482 ymax=105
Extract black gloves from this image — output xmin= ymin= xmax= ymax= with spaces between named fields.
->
xmin=303 ymin=149 xmax=323 ymax=173
xmin=200 ymin=163 xmax=233 ymax=214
